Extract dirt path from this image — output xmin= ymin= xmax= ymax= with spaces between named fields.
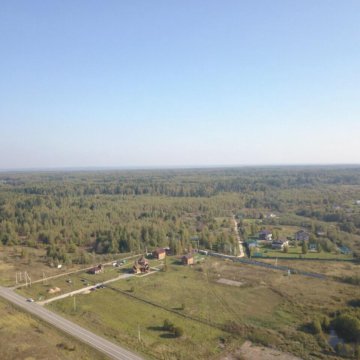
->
xmin=38 ymin=273 xmax=134 ymax=305
xmin=232 ymin=215 xmax=245 ymax=257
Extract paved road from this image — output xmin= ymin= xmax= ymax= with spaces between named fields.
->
xmin=0 ymin=286 xmax=144 ymax=360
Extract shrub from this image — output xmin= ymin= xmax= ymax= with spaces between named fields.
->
xmin=163 ymin=319 xmax=174 ymax=332
xmin=173 ymin=326 xmax=184 ymax=338
xmin=333 ymin=314 xmax=360 ymax=343
xmin=309 ymin=318 xmax=322 ymax=334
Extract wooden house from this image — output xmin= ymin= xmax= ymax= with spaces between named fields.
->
xmin=88 ymin=264 xmax=103 ymax=275
xmin=133 ymin=255 xmax=150 ymax=274
xmin=182 ymin=254 xmax=194 ymax=265
xmin=153 ymin=248 xmax=166 ymax=260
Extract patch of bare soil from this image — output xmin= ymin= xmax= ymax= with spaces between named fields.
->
xmin=217 ymin=278 xmax=245 ymax=287
xmin=223 ymin=341 xmax=303 ymax=360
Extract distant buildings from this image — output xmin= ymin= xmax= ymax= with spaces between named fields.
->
xmin=271 ymin=240 xmax=288 ymax=250
xmin=295 ymin=230 xmax=310 ymax=242
xmin=258 ymin=230 xmax=272 ymax=241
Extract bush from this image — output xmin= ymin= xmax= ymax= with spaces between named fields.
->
xmin=321 ymin=315 xmax=331 ymax=332
xmin=335 ymin=343 xmax=355 ymax=357
xmin=333 ymin=314 xmax=360 ymax=343
xmin=163 ymin=319 xmax=174 ymax=332
xmin=309 ymin=318 xmax=322 ymax=334
xmin=173 ymin=326 xmax=184 ymax=338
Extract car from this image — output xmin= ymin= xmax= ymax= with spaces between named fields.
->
xmin=26 ymin=298 xmax=34 ymax=302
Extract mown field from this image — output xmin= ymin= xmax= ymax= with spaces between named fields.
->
xmin=47 ymin=256 xmax=360 ymax=360
xmin=0 ymin=298 xmax=106 ymax=360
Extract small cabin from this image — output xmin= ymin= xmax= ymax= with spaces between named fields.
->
xmin=182 ymin=254 xmax=194 ymax=265
xmin=153 ymin=248 xmax=166 ymax=260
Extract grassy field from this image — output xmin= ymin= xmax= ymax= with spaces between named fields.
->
xmin=260 ymin=258 xmax=360 ymax=278
xmin=253 ymin=245 xmax=353 ymax=260
xmin=0 ymin=246 xmax=68 ymax=287
xmin=46 ymin=256 xmax=360 ymax=359
xmin=0 ymin=298 xmax=106 ymax=360
xmin=16 ymin=256 xmax=158 ymax=301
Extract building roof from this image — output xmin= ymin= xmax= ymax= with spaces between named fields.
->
xmin=153 ymin=248 xmax=165 ymax=254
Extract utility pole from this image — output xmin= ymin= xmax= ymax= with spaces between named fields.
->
xmin=73 ymin=295 xmax=76 ymax=311
xmin=138 ymin=324 xmax=141 ymax=342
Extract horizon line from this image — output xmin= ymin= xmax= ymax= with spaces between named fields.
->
xmin=1 ymin=163 xmax=360 ymax=173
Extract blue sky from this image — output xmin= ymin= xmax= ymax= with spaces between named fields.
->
xmin=1 ymin=1 xmax=359 ymax=169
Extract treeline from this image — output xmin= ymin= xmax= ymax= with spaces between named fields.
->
xmin=0 ymin=166 xmax=359 ymax=259
xmin=2 ymin=166 xmax=360 ymax=198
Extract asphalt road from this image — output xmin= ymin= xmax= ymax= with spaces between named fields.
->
xmin=0 ymin=286 xmax=144 ymax=360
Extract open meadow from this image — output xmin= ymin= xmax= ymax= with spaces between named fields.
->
xmin=0 ymin=298 xmax=106 ymax=360
xmin=46 ymin=256 xmax=360 ymax=360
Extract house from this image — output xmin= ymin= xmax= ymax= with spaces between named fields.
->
xmin=258 ymin=230 xmax=272 ymax=241
xmin=265 ymin=213 xmax=277 ymax=219
xmin=247 ymin=241 xmax=258 ymax=249
xmin=182 ymin=254 xmax=194 ymax=265
xmin=133 ymin=256 xmax=150 ymax=274
xmin=271 ymin=240 xmax=289 ymax=250
xmin=294 ymin=230 xmax=310 ymax=242
xmin=88 ymin=264 xmax=103 ymax=275
xmin=153 ymin=248 xmax=166 ymax=260
xmin=339 ymin=246 xmax=352 ymax=255
xmin=309 ymin=243 xmax=317 ymax=252
xmin=198 ymin=249 xmax=208 ymax=255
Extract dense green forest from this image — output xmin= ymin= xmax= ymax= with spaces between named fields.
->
xmin=1 ymin=166 xmax=360 ymax=264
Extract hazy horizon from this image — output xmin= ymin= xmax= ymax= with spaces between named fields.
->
xmin=1 ymin=1 xmax=359 ymax=169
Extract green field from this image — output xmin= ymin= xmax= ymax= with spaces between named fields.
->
xmin=15 ymin=256 xmax=143 ymax=301
xmin=46 ymin=256 xmax=360 ymax=359
xmin=253 ymin=245 xmax=353 ymax=260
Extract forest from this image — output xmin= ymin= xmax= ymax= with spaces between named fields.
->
xmin=0 ymin=166 xmax=360 ymax=266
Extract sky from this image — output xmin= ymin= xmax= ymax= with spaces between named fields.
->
xmin=0 ymin=1 xmax=359 ymax=169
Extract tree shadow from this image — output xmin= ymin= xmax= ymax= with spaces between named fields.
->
xmin=160 ymin=333 xmax=176 ymax=339
xmin=147 ymin=326 xmax=164 ymax=332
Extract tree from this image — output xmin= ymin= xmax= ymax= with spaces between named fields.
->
xmin=302 ymin=241 xmax=308 ymax=254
